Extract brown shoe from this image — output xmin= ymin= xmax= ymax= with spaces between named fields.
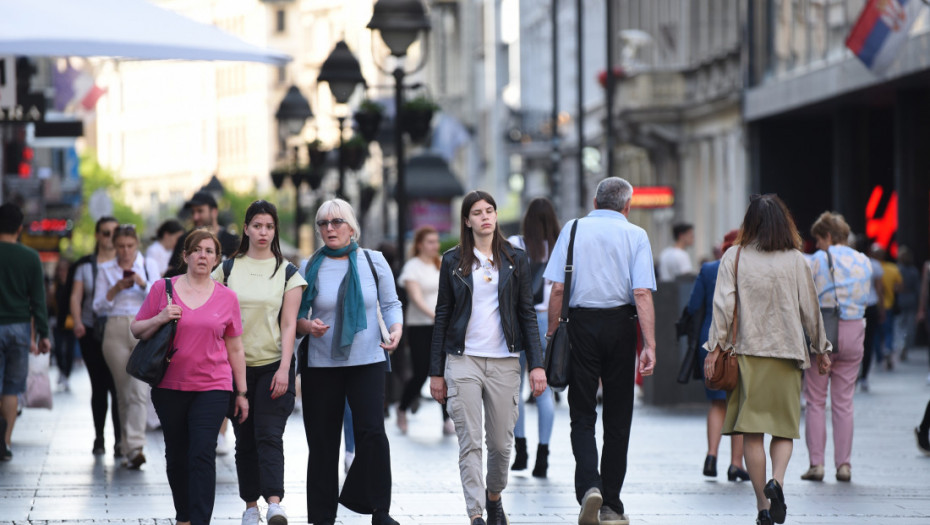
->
xmin=125 ymin=451 xmax=146 ymax=469
xmin=836 ymin=464 xmax=851 ymax=482
xmin=800 ymin=465 xmax=824 ymax=481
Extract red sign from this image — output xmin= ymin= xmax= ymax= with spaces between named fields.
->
xmin=29 ymin=218 xmax=71 ymax=234
xmin=631 ymin=186 xmax=674 ymax=209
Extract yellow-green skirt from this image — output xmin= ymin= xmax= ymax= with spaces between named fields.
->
xmin=722 ymin=355 xmax=802 ymax=439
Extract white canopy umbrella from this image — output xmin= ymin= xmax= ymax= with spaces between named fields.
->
xmin=0 ymin=0 xmax=290 ymax=65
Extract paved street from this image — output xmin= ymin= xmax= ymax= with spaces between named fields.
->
xmin=2 ymin=348 xmax=930 ymax=525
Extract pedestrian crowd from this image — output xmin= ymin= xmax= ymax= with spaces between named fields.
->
xmin=2 ymin=177 xmax=930 ymax=525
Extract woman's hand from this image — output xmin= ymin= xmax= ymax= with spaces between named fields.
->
xmin=528 ymin=367 xmax=548 ymax=397
xmin=159 ymin=304 xmax=182 ymax=324
xmin=430 ymin=376 xmax=447 ymax=404
xmin=234 ymin=395 xmax=249 ymax=423
xmin=307 ymin=318 xmax=329 ymax=338
xmin=380 ymin=325 xmax=403 ymax=352
xmin=704 ymin=349 xmax=717 ymax=379
xmin=269 ymin=367 xmax=289 ymax=400
xmin=133 ymin=273 xmax=147 ymax=288
xmin=816 ymin=353 xmax=832 ymax=376
xmin=73 ymin=322 xmax=86 ymax=338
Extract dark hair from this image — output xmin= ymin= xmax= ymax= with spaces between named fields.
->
xmin=810 ymin=211 xmax=850 ymax=245
xmin=411 ymin=226 xmax=441 ymax=269
xmin=458 ymin=190 xmax=513 ymax=276
xmin=735 ymin=194 xmax=802 ymax=252
xmin=179 ymin=228 xmax=221 ymax=274
xmin=0 ymin=202 xmax=24 ymax=234
xmin=112 ymin=224 xmax=139 ymax=243
xmin=522 ymin=197 xmax=560 ymax=263
xmin=672 ymin=222 xmax=693 ymax=241
xmin=232 ymin=200 xmax=284 ymax=277
xmin=93 ymin=216 xmax=118 ymax=256
xmin=155 ymin=219 xmax=184 ymax=240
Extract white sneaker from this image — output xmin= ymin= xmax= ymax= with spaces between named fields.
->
xmin=241 ymin=506 xmax=261 ymax=525
xmin=216 ymin=433 xmax=230 ymax=456
xmin=344 ymin=451 xmax=355 ymax=472
xmin=266 ymin=502 xmax=288 ymax=525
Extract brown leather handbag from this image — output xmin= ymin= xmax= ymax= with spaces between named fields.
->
xmin=705 ymin=246 xmax=742 ymax=392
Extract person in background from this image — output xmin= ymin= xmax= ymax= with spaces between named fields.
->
xmin=658 ymin=222 xmax=694 ymax=282
xmin=0 ymin=203 xmax=52 ymax=461
xmin=858 ymin=240 xmax=884 ymax=392
xmin=507 ymin=197 xmax=559 ymax=478
xmin=801 ymin=212 xmax=871 ymax=483
xmin=69 ymin=216 xmax=121 ymax=456
xmin=165 ymin=191 xmax=239 ymax=277
xmin=875 ymin=246 xmax=902 ymax=370
xmin=50 ymin=258 xmax=76 ymax=392
xmin=687 ymin=229 xmax=749 ymax=482
xmin=396 ymin=226 xmax=451 ymax=436
xmin=297 ymin=199 xmax=403 ymax=525
xmin=132 ymin=229 xmax=249 ymax=525
xmin=893 ymin=246 xmax=919 ymax=362
xmin=146 ymin=219 xmax=184 ymax=277
xmin=212 ymin=201 xmax=306 ymax=525
xmin=704 ymin=194 xmax=831 ymax=525
xmin=917 ymin=258 xmax=930 ymax=384
xmin=431 ymin=190 xmax=547 ymax=525
xmin=545 ymin=178 xmax=656 ymax=525
xmin=93 ymin=224 xmax=153 ymax=469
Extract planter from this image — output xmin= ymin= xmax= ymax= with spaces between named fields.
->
xmin=354 ymin=111 xmax=383 ymax=143
xmin=302 ymin=167 xmax=324 ymax=190
xmin=270 ymin=169 xmax=288 ymax=189
xmin=401 ymin=108 xmax=434 ymax=143
xmin=308 ymin=147 xmax=328 ymax=171
xmin=341 ymin=145 xmax=367 ymax=171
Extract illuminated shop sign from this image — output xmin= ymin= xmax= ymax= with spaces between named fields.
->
xmin=865 ymin=186 xmax=897 ymax=257
xmin=631 ymin=186 xmax=674 ymax=209
xmin=29 ymin=218 xmax=73 ymax=235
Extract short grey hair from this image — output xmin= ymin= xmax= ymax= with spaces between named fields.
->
xmin=315 ymin=198 xmax=360 ymax=242
xmin=595 ymin=177 xmax=633 ymax=212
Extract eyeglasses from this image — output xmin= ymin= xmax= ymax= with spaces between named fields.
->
xmin=316 ymin=218 xmax=348 ymax=229
xmin=98 ymin=229 xmax=114 ymax=238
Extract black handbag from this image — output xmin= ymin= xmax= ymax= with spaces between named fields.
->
xmin=675 ymin=304 xmax=704 ymax=384
xmin=545 ymin=220 xmax=578 ymax=392
xmin=127 ymin=278 xmax=178 ymax=387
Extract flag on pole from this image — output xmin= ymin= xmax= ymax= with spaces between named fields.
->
xmin=846 ymin=0 xmax=925 ymax=74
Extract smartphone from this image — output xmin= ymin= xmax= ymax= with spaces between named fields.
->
xmin=123 ymin=269 xmax=136 ymax=279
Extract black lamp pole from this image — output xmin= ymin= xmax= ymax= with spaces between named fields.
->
xmin=318 ymin=40 xmax=367 ymax=202
xmin=274 ymin=85 xmax=312 ymax=250
xmin=337 ymin=116 xmax=347 ymax=199
xmin=368 ymin=0 xmax=431 ymax=269
xmin=292 ymin=145 xmax=301 ymax=243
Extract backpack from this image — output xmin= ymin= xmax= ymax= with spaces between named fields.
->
xmin=221 ymin=257 xmax=299 ymax=322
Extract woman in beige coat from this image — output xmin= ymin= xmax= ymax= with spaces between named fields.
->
xmin=704 ymin=194 xmax=832 ymax=525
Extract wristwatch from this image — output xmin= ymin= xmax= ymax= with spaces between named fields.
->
xmin=236 ymin=391 xmax=248 ymax=398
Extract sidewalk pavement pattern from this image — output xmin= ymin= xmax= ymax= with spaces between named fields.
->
xmin=2 ymin=349 xmax=930 ymax=525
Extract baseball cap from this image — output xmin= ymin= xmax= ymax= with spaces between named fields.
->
xmin=184 ymin=191 xmax=218 ymax=209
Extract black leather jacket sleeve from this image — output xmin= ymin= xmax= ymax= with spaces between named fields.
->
xmin=429 ymin=250 xmax=456 ymax=377
xmin=513 ymin=249 xmax=545 ymax=370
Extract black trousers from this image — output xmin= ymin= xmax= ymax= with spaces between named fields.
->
xmin=567 ymin=306 xmax=638 ymax=515
xmin=53 ymin=326 xmax=75 ymax=379
xmin=399 ymin=325 xmax=449 ymax=420
xmin=78 ymin=326 xmax=120 ymax=444
xmin=861 ymin=304 xmax=881 ymax=380
xmin=152 ymin=388 xmax=229 ymax=525
xmin=232 ymin=360 xmax=295 ymax=503
xmin=302 ymin=361 xmax=392 ymax=523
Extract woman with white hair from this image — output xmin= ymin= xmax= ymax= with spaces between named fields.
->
xmin=296 ymin=199 xmax=404 ymax=525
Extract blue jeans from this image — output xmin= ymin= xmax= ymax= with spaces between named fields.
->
xmin=0 ymin=323 xmax=30 ymax=395
xmin=514 ymin=311 xmax=554 ymax=444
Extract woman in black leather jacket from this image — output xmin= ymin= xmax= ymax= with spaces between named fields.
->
xmin=429 ymin=190 xmax=547 ymax=525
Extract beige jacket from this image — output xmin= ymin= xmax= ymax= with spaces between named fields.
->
xmin=704 ymin=245 xmax=832 ymax=370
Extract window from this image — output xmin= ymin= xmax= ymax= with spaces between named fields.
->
xmin=276 ymin=9 xmax=286 ymax=33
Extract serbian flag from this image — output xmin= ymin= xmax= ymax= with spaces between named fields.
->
xmin=846 ymin=0 xmax=925 ymax=74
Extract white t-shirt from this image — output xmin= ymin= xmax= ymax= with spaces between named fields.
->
xmin=398 ymin=256 xmax=440 ymax=326
xmin=145 ymin=241 xmax=172 ymax=278
xmin=92 ymin=253 xmax=153 ymax=316
xmin=464 ymin=249 xmax=513 ymax=359
xmin=658 ymin=246 xmax=693 ymax=282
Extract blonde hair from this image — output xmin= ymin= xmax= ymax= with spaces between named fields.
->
xmin=810 ymin=211 xmax=850 ymax=245
xmin=315 ymin=198 xmax=360 ymax=243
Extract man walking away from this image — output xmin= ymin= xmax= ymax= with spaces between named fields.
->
xmin=545 ymin=177 xmax=657 ymax=525
xmin=657 ymin=222 xmax=694 ymax=282
xmin=165 ymin=191 xmax=239 ymax=277
xmin=0 ymin=203 xmax=52 ymax=460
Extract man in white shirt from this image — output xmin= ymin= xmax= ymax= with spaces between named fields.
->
xmin=657 ymin=223 xmax=694 ymax=282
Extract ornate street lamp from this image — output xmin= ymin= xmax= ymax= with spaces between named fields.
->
xmin=274 ymin=85 xmax=312 ymax=250
xmin=368 ymin=0 xmax=431 ymax=268
xmin=318 ymin=40 xmax=367 ymax=199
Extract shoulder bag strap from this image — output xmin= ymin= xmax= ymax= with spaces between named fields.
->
xmin=729 ymin=246 xmax=742 ymax=346
xmin=222 ymin=258 xmax=235 ymax=286
xmin=826 ymin=249 xmax=839 ymax=308
xmin=164 ymin=277 xmax=173 ymax=305
xmin=362 ymin=249 xmax=381 ymax=302
xmin=559 ymin=220 xmax=579 ymax=322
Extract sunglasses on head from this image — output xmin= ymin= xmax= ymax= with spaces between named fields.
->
xmin=316 ymin=218 xmax=348 ymax=229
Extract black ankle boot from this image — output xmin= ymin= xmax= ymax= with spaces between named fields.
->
xmin=372 ymin=510 xmax=399 ymax=525
xmin=485 ymin=492 xmax=508 ymax=525
xmin=511 ymin=437 xmax=527 ymax=471
xmin=531 ymin=444 xmax=549 ymax=478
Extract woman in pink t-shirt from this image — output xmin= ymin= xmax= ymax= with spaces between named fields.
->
xmin=132 ymin=230 xmax=248 ymax=525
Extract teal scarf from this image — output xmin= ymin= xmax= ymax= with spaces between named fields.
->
xmin=298 ymin=241 xmax=367 ymax=360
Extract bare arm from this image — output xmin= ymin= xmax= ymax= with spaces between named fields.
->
xmin=130 ymin=304 xmax=180 ymax=340
xmin=271 ymin=287 xmax=302 ymax=399
xmin=634 ymin=288 xmax=656 ymax=376
xmin=547 ymin=282 xmax=564 ymax=336
xmin=70 ymin=279 xmax=86 ymax=338
xmin=225 ymin=334 xmax=250 ymax=423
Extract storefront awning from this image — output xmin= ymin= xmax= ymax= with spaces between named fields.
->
xmin=0 ymin=0 xmax=290 ymax=65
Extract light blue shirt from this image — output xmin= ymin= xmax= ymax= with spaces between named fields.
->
xmin=809 ymin=245 xmax=872 ymax=320
xmin=299 ymin=250 xmax=402 ymax=368
xmin=544 ymin=210 xmax=656 ymax=308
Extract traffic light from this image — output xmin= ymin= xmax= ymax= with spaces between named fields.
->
xmin=3 ymin=139 xmax=33 ymax=178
